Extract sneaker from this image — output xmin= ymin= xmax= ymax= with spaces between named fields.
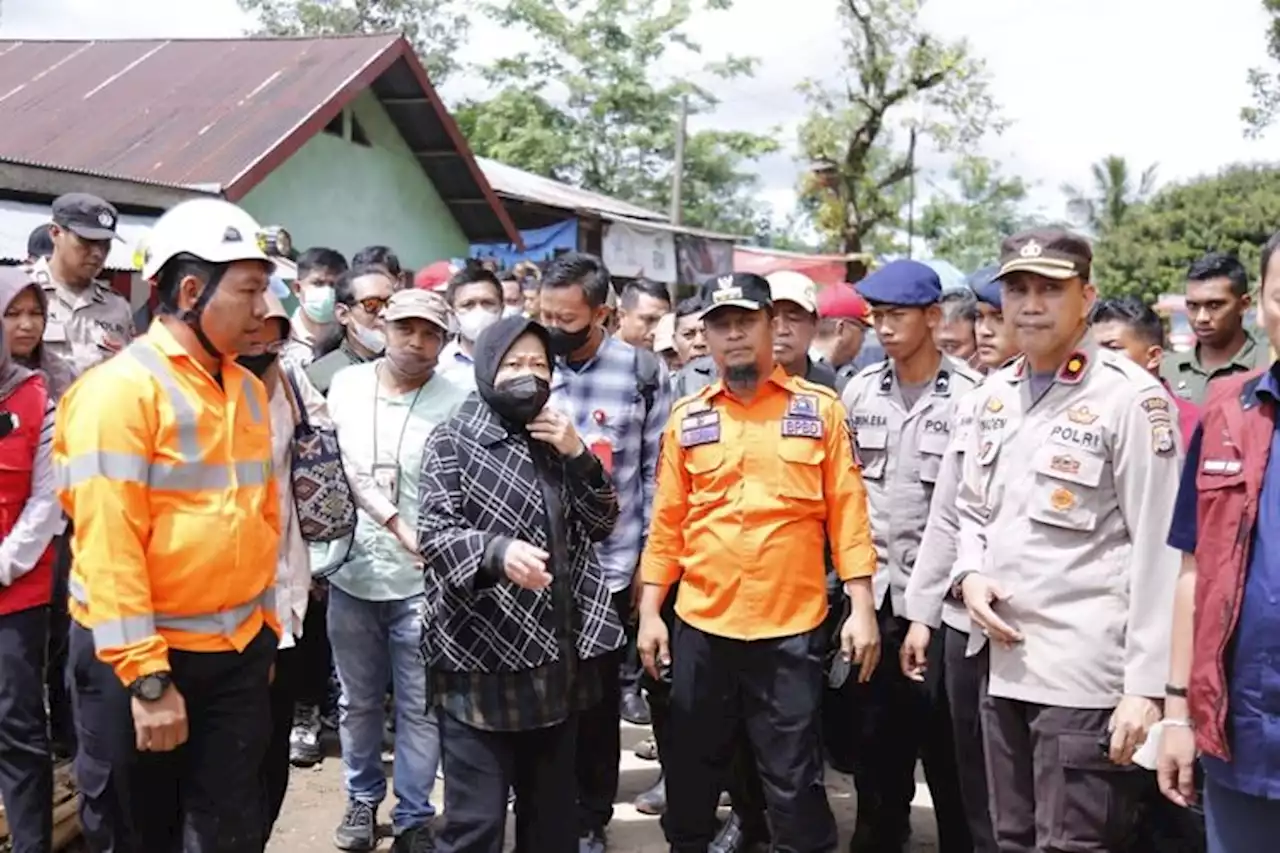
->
xmin=289 ymin=704 xmax=322 ymax=767
xmin=333 ymin=800 xmax=377 ymax=851
xmin=391 ymin=824 xmax=435 ymax=853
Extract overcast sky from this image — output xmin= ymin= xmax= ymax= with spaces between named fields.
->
xmin=2 ymin=0 xmax=1276 ymax=225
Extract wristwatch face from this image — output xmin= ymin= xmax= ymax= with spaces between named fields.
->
xmin=138 ymin=675 xmax=166 ymax=701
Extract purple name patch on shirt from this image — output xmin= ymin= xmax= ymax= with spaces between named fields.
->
xmin=781 ymin=417 xmax=823 ymax=438
xmin=681 ymin=425 xmax=721 ymax=447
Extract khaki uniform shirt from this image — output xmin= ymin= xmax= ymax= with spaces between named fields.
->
xmin=903 ymin=386 xmax=983 ymax=634
xmin=1159 ymin=330 xmax=1270 ymax=406
xmin=952 ymin=338 xmax=1183 ymax=709
xmin=282 ymin=309 xmax=327 ymax=369
xmin=33 ymin=258 xmax=134 ymax=378
xmin=841 ymin=354 xmax=982 ymax=615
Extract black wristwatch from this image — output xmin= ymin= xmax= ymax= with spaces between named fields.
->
xmin=128 ymin=672 xmax=172 ymax=702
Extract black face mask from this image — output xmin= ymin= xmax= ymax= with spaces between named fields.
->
xmin=488 ymin=374 xmax=551 ymax=426
xmin=546 ymin=324 xmax=592 ymax=357
xmin=237 ymin=352 xmax=278 ymax=378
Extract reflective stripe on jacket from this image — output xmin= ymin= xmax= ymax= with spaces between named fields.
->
xmin=54 ymin=321 xmax=281 ymax=687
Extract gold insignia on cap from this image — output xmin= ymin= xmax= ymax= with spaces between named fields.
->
xmin=1019 ymin=239 xmax=1043 ymax=258
xmin=1050 ymin=487 xmax=1076 ymax=511
xmin=97 ymin=211 xmax=114 ymax=228
xmin=1067 ymin=406 xmax=1098 ymax=425
xmin=712 ymin=287 xmax=744 ymax=304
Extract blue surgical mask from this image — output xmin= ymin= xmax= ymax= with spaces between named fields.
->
xmin=301 ymin=285 xmax=336 ymax=324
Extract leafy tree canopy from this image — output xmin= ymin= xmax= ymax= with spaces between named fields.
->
xmin=238 ymin=0 xmax=468 ymax=85
xmin=918 ymin=155 xmax=1031 ymax=273
xmin=1092 ymin=163 xmax=1280 ymax=300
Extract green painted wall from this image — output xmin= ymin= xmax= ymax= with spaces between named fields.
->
xmin=241 ymin=89 xmax=469 ymax=271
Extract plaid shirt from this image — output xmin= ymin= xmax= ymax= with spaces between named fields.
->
xmin=550 ymin=336 xmax=671 ymax=591
xmin=432 ymin=653 xmax=602 ymax=732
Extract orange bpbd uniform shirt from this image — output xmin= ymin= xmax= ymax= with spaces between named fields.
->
xmin=639 ymin=366 xmax=876 ymax=640
xmin=55 ymin=320 xmax=281 ymax=688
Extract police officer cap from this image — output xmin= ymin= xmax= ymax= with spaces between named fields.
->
xmin=854 ymin=259 xmax=942 ymax=307
xmin=698 ymin=272 xmax=772 ymax=319
xmin=968 ymin=264 xmax=1001 ymax=309
xmin=52 ymin=193 xmax=121 ymax=242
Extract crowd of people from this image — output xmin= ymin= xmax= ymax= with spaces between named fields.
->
xmin=0 ymin=187 xmax=1276 ymax=853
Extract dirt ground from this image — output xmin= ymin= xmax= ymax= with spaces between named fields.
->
xmin=266 ymin=721 xmax=940 ymax=852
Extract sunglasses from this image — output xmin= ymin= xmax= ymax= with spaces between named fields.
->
xmin=352 ymin=296 xmax=390 ymax=315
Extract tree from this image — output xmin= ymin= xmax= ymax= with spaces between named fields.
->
xmin=918 ymin=155 xmax=1031 ymax=273
xmin=238 ymin=0 xmax=469 ymax=85
xmin=454 ymin=0 xmax=780 ymax=236
xmin=1060 ymin=155 xmax=1158 ymax=235
xmin=1092 ymin=163 xmax=1280 ymax=300
xmin=1243 ymin=0 xmax=1280 ymax=135
xmin=794 ymin=0 xmax=1003 ymax=268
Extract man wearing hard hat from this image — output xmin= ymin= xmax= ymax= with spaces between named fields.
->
xmin=55 ymin=198 xmax=281 ymax=852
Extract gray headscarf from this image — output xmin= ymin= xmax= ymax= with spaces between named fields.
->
xmin=0 ymin=267 xmax=74 ymax=401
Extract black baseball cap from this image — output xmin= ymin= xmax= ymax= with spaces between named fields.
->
xmin=52 ymin=193 xmax=121 ymax=242
xmin=697 ymin=272 xmax=772 ymax=318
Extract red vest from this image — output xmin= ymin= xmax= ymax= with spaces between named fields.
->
xmin=0 ymin=373 xmax=53 ymax=617
xmin=1191 ymin=369 xmax=1273 ymax=760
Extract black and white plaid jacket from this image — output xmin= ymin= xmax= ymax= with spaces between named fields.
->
xmin=417 ymin=395 xmax=626 ymax=674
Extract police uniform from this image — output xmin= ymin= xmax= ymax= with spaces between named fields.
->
xmin=951 ymin=230 xmax=1183 ymax=851
xmin=38 ymin=194 xmax=135 ymax=377
xmin=901 ymin=273 xmax=1008 ymax=853
xmin=836 ymin=259 xmax=978 ymax=852
xmin=640 ymin=273 xmax=877 ymax=853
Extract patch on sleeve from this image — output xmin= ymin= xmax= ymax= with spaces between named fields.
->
xmin=844 ymin=421 xmax=862 ymax=469
xmin=1151 ymin=423 xmax=1175 ymax=456
xmin=1139 ymin=397 xmax=1170 ymax=415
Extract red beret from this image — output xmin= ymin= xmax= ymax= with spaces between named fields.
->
xmin=414 ymin=260 xmax=454 ymax=291
xmin=817 ymin=282 xmax=870 ymax=322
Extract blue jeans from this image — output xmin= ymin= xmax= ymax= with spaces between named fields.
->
xmin=328 ymin=586 xmax=439 ymax=832
xmin=1204 ymin=773 xmax=1280 ymax=853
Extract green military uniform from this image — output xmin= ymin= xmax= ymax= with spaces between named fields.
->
xmin=1159 ymin=330 xmax=1271 ymax=405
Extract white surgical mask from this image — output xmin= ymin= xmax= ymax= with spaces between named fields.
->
xmin=457 ymin=307 xmax=501 ymax=342
xmin=502 ymin=305 xmax=525 ymax=319
xmin=351 ymin=320 xmax=386 ymax=355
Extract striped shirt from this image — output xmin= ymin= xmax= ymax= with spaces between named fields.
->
xmin=549 ymin=336 xmax=670 ymax=592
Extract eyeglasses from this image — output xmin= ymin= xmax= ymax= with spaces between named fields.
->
xmin=353 ymin=296 xmax=390 ymax=315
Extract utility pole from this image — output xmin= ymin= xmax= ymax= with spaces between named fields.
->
xmin=670 ymin=95 xmax=688 ymax=226
xmin=905 ymin=125 xmax=918 ymax=259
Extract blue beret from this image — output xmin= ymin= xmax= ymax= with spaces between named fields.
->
xmin=967 ymin=264 xmax=1001 ymax=309
xmin=855 ymin=259 xmax=942 ymax=307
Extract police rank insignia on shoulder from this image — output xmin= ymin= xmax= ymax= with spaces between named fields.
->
xmin=680 ymin=410 xmax=721 ymax=447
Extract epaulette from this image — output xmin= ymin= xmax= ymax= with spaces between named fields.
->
xmin=1097 ymin=347 xmax=1162 ymax=391
xmin=855 ymin=359 xmax=889 ymax=378
xmin=671 ymin=384 xmax=716 ymax=415
xmin=786 ymin=374 xmax=840 ymax=402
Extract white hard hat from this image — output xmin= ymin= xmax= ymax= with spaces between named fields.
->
xmin=141 ymin=198 xmax=274 ymax=280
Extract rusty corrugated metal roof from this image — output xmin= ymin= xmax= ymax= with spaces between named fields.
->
xmin=0 ymin=35 xmax=522 ymax=245
xmin=0 ymin=35 xmax=400 ymax=187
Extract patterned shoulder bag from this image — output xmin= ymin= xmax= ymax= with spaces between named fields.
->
xmin=282 ymin=367 xmax=358 ymax=542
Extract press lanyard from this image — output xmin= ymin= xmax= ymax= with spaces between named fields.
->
xmin=371 ymin=362 xmax=427 ymax=469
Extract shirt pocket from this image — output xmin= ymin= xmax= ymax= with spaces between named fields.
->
xmin=1028 ymin=445 xmax=1107 ymax=532
xmin=855 ymin=426 xmax=888 ymax=481
xmin=684 ymin=444 xmax=728 ymax=506
xmin=776 ymin=437 xmax=826 ymax=500
xmin=918 ymin=432 xmax=950 ymax=484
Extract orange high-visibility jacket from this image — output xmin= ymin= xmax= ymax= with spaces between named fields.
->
xmin=55 ymin=321 xmax=281 ymax=687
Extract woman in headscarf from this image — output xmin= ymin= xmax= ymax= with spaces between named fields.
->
xmin=0 ymin=266 xmax=75 ymax=401
xmin=0 ymin=267 xmax=77 ymax=763
xmin=0 ymin=267 xmax=66 ymax=853
xmin=418 ymin=315 xmax=626 ymax=853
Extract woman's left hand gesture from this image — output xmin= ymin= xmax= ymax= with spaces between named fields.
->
xmin=527 ymin=408 xmax=585 ymax=458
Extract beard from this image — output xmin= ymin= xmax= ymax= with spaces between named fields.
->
xmin=724 ymin=363 xmax=760 ymax=386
